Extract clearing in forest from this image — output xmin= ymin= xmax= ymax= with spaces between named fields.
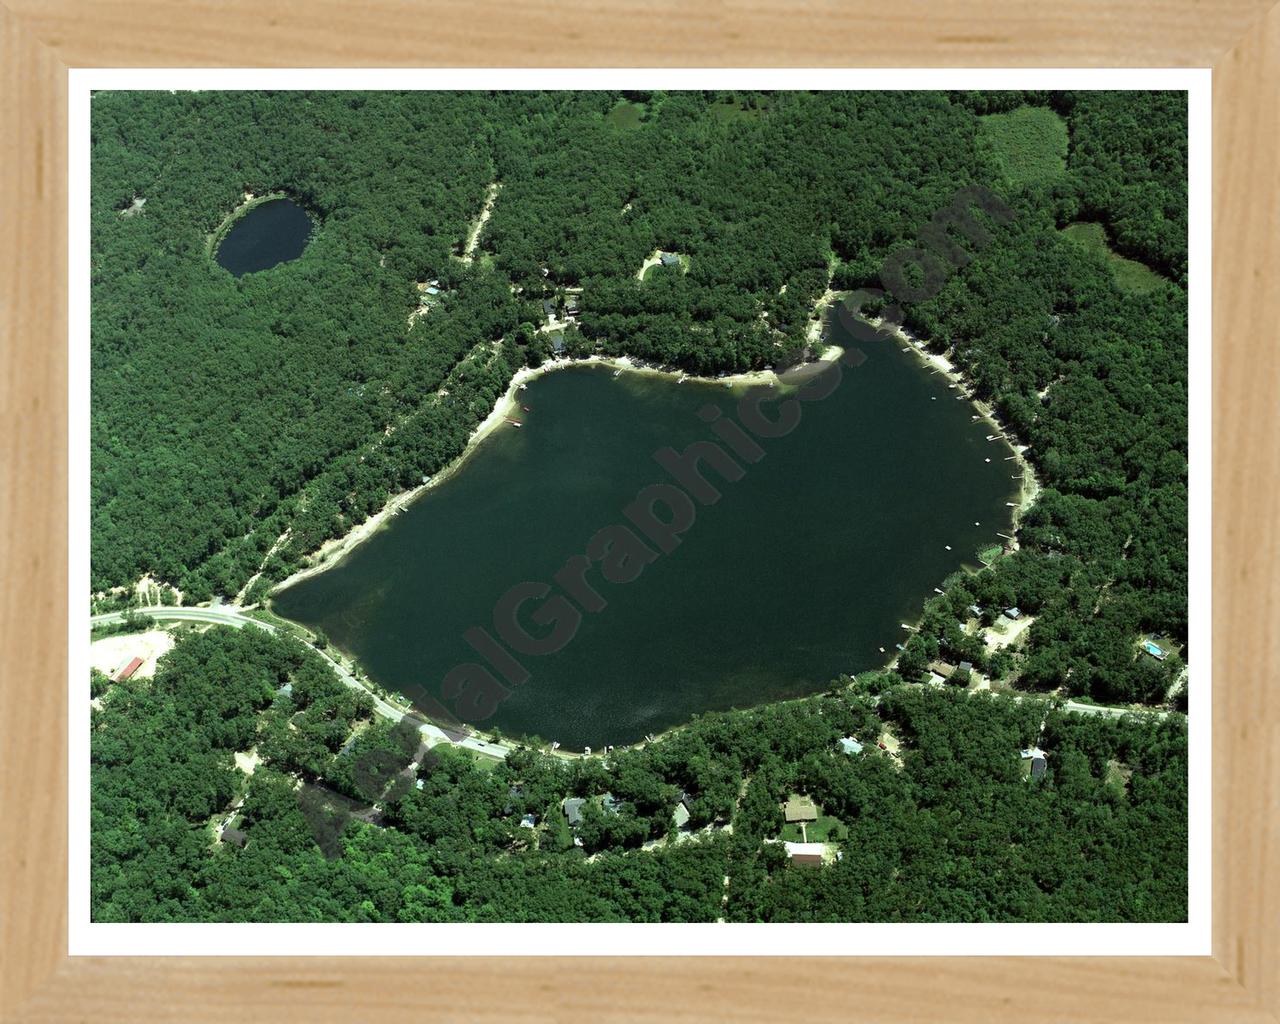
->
xmin=605 ymin=99 xmax=648 ymax=129
xmin=978 ymin=105 xmax=1068 ymax=187
xmin=458 ymin=182 xmax=501 ymax=263
xmin=1060 ymin=221 xmax=1168 ymax=294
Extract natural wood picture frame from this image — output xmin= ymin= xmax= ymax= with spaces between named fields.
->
xmin=1 ymin=2 xmax=1275 ymax=1020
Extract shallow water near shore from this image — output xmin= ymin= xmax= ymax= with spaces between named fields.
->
xmin=272 ymin=318 xmax=1020 ymax=748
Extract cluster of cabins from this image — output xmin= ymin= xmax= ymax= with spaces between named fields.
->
xmin=926 ymin=659 xmax=975 ymax=685
xmin=919 ymin=606 xmax=1030 ymax=687
xmin=772 ymin=731 xmax=1050 ymax=870
xmin=559 ymin=789 xmax=694 ymax=846
xmin=541 ymin=293 xmax=581 ymax=320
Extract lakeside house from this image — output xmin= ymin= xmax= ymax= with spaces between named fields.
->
xmin=927 ymin=660 xmax=957 ymax=680
xmin=601 ymin=793 xmax=623 ymax=816
xmin=783 ymin=795 xmax=817 ymax=823
xmin=542 ymin=299 xmax=557 ymax=317
xmin=562 ymin=797 xmax=586 ymax=827
xmin=1004 ymin=607 xmax=1023 ymax=620
xmin=783 ymin=841 xmax=826 ymax=867
xmin=660 ymin=251 xmax=681 ymax=267
xmin=551 ymin=334 xmax=566 ymax=356
xmin=838 ymin=737 xmax=864 ymax=755
xmin=673 ymin=789 xmax=694 ymax=830
xmin=220 ymin=826 xmax=247 ymax=848
xmin=519 ymin=813 xmax=538 ymax=829
xmin=1020 ymin=747 xmax=1048 ymax=780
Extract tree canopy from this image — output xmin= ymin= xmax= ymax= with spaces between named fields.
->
xmin=92 ymin=628 xmax=1186 ymax=923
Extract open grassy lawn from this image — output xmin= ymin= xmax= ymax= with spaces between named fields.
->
xmin=463 ymin=747 xmax=504 ymax=771
xmin=781 ymin=814 xmax=846 ymax=843
xmin=605 ymin=100 xmax=647 ymax=129
xmin=978 ymin=106 xmax=1068 ymax=188
xmin=1060 ymin=222 xmax=1168 ymax=294
xmin=548 ymin=807 xmax=576 ymax=851
xmin=643 ymin=255 xmax=688 ymax=281
xmin=709 ymin=98 xmax=768 ymax=123
xmin=978 ymin=545 xmax=1003 ymax=566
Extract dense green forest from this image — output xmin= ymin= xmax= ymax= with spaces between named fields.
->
xmin=91 ymin=89 xmax=1187 ymax=707
xmin=93 ymin=627 xmax=1186 ymax=922
xmin=90 ymin=90 xmax=1189 ymax=921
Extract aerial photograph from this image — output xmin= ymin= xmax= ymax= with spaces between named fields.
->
xmin=89 ymin=89 xmax=1189 ymax=924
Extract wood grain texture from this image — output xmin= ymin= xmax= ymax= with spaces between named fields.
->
xmin=2 ymin=0 xmax=1277 ymax=67
xmin=0 ymin=0 xmax=1276 ymax=1020
xmin=0 ymin=4 xmax=68 ymax=1022
xmin=1213 ymin=3 xmax=1280 ymax=1013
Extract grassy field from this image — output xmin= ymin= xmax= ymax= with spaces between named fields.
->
xmin=643 ymin=254 xmax=689 ymax=281
xmin=978 ymin=545 xmax=1003 ymax=566
xmin=462 ymin=748 xmax=504 ymax=772
xmin=605 ymin=100 xmax=647 ymax=129
xmin=709 ymin=98 xmax=767 ymax=123
xmin=1060 ymin=222 xmax=1167 ymax=294
xmin=978 ymin=106 xmax=1068 ymax=188
xmin=781 ymin=814 xmax=846 ymax=844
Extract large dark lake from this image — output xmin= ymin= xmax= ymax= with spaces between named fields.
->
xmin=214 ymin=197 xmax=313 ymax=276
xmin=273 ymin=320 xmax=1019 ymax=748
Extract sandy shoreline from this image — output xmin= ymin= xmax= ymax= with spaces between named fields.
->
xmin=872 ymin=315 xmax=1042 ymax=533
xmin=867 ymin=313 xmax=1044 ymax=677
xmin=267 ymin=322 xmax=1039 ymax=756
xmin=270 ymin=352 xmax=794 ymax=595
xmin=807 ymin=288 xmax=850 ymax=343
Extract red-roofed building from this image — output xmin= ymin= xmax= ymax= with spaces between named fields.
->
xmin=114 ymin=656 xmax=144 ymax=682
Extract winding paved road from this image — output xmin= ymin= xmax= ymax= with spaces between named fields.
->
xmin=90 ymin=608 xmax=1176 ymax=762
xmin=90 ymin=607 xmax=514 ymax=759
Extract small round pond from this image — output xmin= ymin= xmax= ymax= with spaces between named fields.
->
xmin=214 ymin=197 xmax=314 ymax=276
